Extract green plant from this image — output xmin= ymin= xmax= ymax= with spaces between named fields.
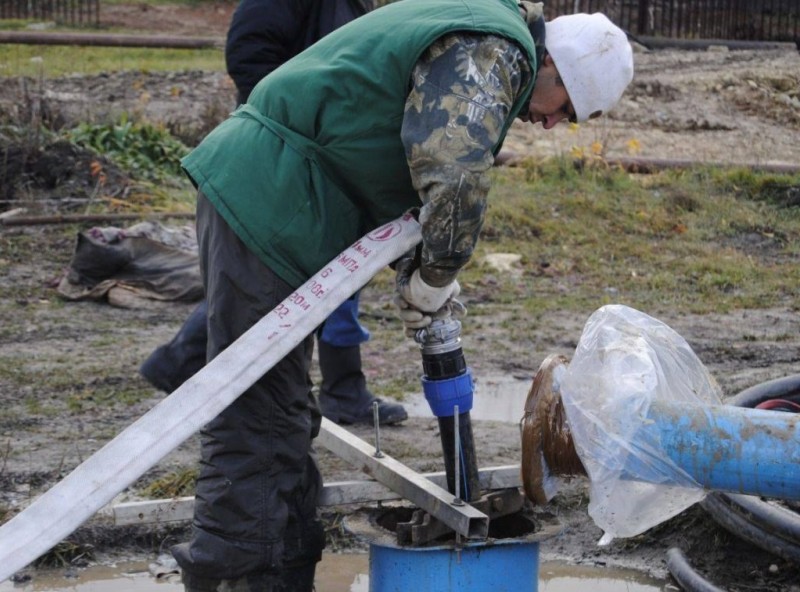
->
xmin=66 ymin=115 xmax=190 ymax=181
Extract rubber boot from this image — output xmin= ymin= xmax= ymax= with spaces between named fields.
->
xmin=180 ymin=569 xmax=283 ymax=592
xmin=317 ymin=342 xmax=407 ymax=425
xmin=140 ymin=300 xmax=208 ymax=392
xmin=180 ymin=567 xmax=317 ymax=592
xmin=277 ymin=562 xmax=317 ymax=592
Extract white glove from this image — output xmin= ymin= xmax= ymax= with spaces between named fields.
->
xmin=397 ymin=268 xmax=460 ymax=313
xmin=394 ymin=294 xmax=467 ymax=337
xmin=394 ymin=294 xmax=432 ymax=334
xmin=395 ymin=263 xmax=466 ymax=336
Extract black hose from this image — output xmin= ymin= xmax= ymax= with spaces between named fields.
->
xmin=701 ymin=494 xmax=800 ymax=563
xmin=729 ymin=374 xmax=800 ymax=408
xmin=722 ymin=493 xmax=800 ymax=543
xmin=666 ymin=547 xmax=728 ymax=592
xmin=436 ymin=412 xmax=481 ymax=502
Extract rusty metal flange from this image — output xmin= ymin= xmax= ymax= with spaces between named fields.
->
xmin=520 ymin=354 xmax=586 ymax=504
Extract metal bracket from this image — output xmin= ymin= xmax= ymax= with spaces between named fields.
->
xmin=396 ymin=488 xmax=524 ymax=546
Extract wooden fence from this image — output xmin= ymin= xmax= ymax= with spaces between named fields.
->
xmin=545 ymin=0 xmax=799 ymax=42
xmin=0 ymin=0 xmax=798 ymax=42
xmin=0 ymin=0 xmax=99 ymax=26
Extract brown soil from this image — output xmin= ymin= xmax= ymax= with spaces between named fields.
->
xmin=3 ymin=2 xmax=800 ymax=166
xmin=101 ymin=2 xmax=236 ymax=36
xmin=1 ymin=3 xmax=799 ymax=591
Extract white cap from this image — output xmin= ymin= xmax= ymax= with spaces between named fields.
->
xmin=544 ymin=13 xmax=634 ymax=122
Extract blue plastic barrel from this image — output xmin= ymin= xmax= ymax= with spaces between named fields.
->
xmin=369 ymin=536 xmax=539 ymax=592
xmin=347 ymin=510 xmax=553 ymax=592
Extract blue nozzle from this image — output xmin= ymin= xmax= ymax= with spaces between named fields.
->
xmin=422 ymin=369 xmax=474 ymax=417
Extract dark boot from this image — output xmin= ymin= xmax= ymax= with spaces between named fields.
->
xmin=277 ymin=562 xmax=317 ymax=592
xmin=180 ymin=569 xmax=283 ymax=592
xmin=317 ymin=341 xmax=407 ymax=425
xmin=180 ymin=564 xmax=316 ymax=592
xmin=140 ymin=300 xmax=208 ymax=392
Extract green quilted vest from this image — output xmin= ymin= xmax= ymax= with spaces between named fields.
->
xmin=182 ymin=0 xmax=536 ymax=287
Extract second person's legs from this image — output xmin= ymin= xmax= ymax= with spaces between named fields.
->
xmin=317 ymin=294 xmax=407 ymax=425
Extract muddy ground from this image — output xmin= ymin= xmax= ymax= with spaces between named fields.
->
xmin=1 ymin=2 xmax=799 ymax=590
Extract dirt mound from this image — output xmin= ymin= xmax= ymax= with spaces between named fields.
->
xmin=0 ymin=137 xmax=132 ymax=202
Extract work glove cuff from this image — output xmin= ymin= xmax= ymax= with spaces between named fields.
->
xmin=402 ymin=269 xmax=460 ymax=314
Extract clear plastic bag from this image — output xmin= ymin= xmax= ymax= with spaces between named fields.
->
xmin=560 ymin=305 xmax=723 ymax=543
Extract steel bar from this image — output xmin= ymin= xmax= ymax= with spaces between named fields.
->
xmin=101 ymin=466 xmax=521 ymax=526
xmin=317 ymin=418 xmax=489 ymax=540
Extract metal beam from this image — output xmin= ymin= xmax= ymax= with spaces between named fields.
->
xmin=317 ymin=418 xmax=489 ymax=540
xmin=101 ymin=466 xmax=521 ymax=527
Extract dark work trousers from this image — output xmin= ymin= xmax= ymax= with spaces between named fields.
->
xmin=172 ymin=192 xmax=325 ymax=582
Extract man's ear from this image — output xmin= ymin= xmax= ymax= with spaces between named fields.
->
xmin=542 ymin=53 xmax=555 ymax=67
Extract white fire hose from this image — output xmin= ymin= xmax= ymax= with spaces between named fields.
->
xmin=0 ymin=214 xmax=422 ymax=582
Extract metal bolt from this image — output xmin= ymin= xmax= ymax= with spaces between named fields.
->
xmin=452 ymin=404 xmax=463 ymax=506
xmin=372 ymin=401 xmax=384 ymax=458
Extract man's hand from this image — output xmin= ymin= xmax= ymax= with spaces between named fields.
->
xmin=394 ymin=259 xmax=466 ymax=336
xmin=394 ymin=295 xmax=466 ymax=337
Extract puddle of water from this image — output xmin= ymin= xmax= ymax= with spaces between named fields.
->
xmin=404 ymin=373 xmax=531 ymax=423
xmin=317 ymin=553 xmax=368 ymax=592
xmin=0 ymin=556 xmax=668 ymax=592
xmin=0 ymin=555 xmax=369 ymax=592
xmin=0 ymin=562 xmax=179 ymax=592
xmin=540 ymin=561 xmax=669 ymax=591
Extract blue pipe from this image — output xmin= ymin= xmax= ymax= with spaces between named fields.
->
xmin=629 ymin=401 xmax=800 ymax=500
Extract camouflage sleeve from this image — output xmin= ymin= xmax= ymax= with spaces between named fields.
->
xmin=401 ymin=33 xmax=532 ymax=287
